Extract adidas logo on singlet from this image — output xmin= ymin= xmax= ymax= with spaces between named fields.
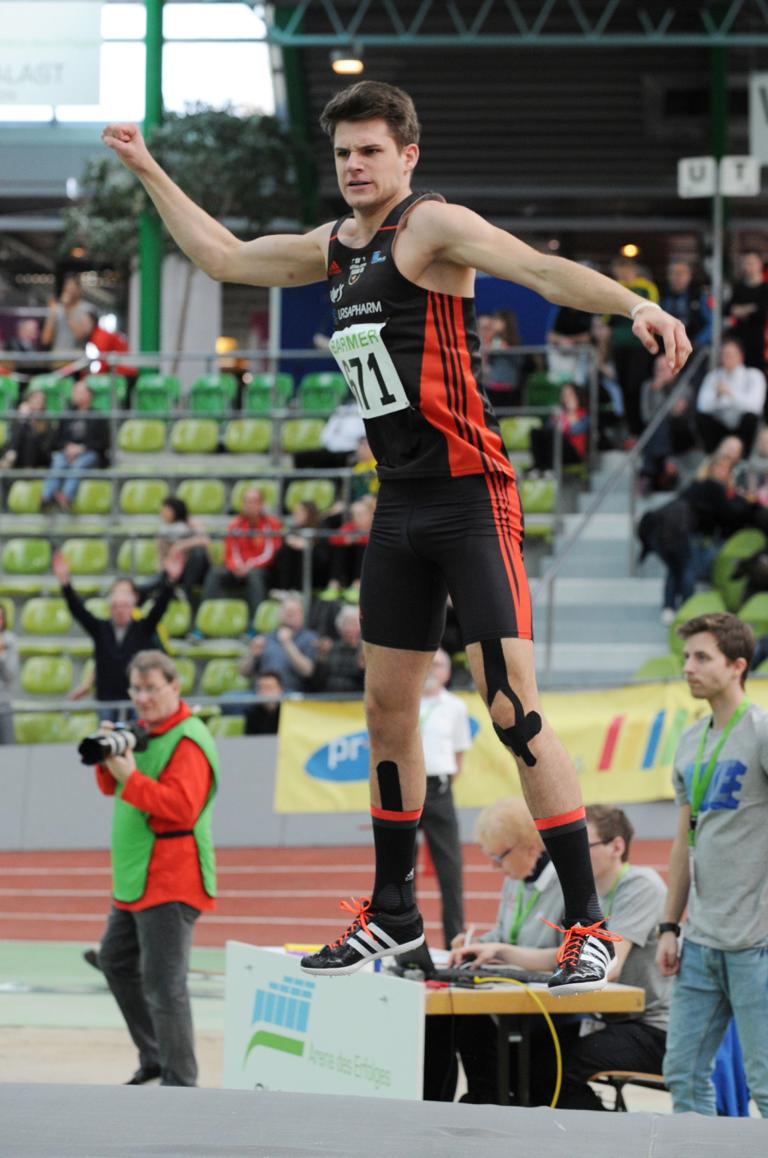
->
xmin=328 ymin=260 xmax=342 ymax=276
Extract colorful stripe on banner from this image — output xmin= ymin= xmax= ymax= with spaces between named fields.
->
xmin=598 ymin=715 xmax=625 ymax=771
xmin=641 ymin=710 xmax=666 ymax=770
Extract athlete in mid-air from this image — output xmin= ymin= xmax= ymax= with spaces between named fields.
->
xmin=103 ymin=81 xmax=691 ymax=993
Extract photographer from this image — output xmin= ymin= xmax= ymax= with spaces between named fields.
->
xmin=88 ymin=650 xmax=219 ymax=1087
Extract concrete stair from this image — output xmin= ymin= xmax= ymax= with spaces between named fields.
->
xmin=533 ymin=452 xmax=669 ymax=688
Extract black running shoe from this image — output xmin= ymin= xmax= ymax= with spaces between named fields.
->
xmin=543 ymin=919 xmax=622 ymax=996
xmin=300 ymin=896 xmax=424 ymax=977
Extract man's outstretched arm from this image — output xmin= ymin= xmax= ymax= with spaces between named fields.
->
xmin=412 ymin=201 xmax=693 ymax=373
xmin=102 ymin=123 xmax=329 ymax=288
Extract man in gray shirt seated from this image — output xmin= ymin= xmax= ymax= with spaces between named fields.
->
xmin=658 ymin=612 xmax=768 ymax=1117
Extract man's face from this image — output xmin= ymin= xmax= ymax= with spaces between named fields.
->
xmin=682 ymin=631 xmax=743 ymax=701
xmin=480 ymin=833 xmax=541 ymax=882
xmin=333 ymin=118 xmax=418 ymax=212
xmin=241 ymin=490 xmax=263 ymax=521
xmin=281 ymin=600 xmax=304 ymax=631
xmin=110 ymin=585 xmax=137 ymax=627
xmin=60 ymin=278 xmax=81 ymax=306
xmin=128 ymin=669 xmax=181 ymax=726
xmin=338 ymin=613 xmax=361 ymax=645
xmin=720 ymin=342 xmax=743 ymax=372
xmin=668 ymin=262 xmax=691 ymax=292
xmin=741 ymin=253 xmax=763 ymax=282
xmin=257 ymin=675 xmax=282 ymax=703
xmin=17 ymin=318 xmax=39 ymax=344
xmin=71 ymin=383 xmax=92 ymax=409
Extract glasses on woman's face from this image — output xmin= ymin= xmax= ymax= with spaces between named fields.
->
xmin=486 ymin=846 xmax=515 ymax=865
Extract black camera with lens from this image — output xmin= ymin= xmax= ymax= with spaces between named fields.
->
xmin=78 ymin=722 xmax=151 ymax=766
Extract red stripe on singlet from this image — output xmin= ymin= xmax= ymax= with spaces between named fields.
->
xmin=484 ymin=472 xmax=532 ymax=638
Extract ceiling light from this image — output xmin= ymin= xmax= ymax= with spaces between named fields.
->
xmin=620 ymin=243 xmax=640 ymax=258
xmin=331 ymin=44 xmax=364 ymax=75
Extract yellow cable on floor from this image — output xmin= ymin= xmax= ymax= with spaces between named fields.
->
xmin=471 ymin=977 xmax=562 ymax=1109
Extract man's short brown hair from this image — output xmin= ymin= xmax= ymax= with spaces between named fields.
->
xmin=677 ymin=613 xmax=754 ymax=684
xmin=320 ymin=81 xmax=420 ymax=150
xmin=127 ymin=650 xmax=178 ymax=683
xmin=586 ymin=805 xmax=634 ymax=861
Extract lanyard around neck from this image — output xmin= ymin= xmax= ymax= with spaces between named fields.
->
xmin=602 ymin=862 xmax=629 ymax=919
xmin=508 ymin=881 xmax=540 ymax=945
xmin=689 ymin=699 xmax=749 ymax=846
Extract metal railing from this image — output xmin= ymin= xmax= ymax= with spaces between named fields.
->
xmin=533 ymin=347 xmax=709 ymax=683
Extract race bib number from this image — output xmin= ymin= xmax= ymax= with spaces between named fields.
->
xmin=328 ymin=322 xmax=411 ymax=419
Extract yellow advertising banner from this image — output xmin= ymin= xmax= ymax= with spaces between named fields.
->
xmin=274 ymin=681 xmax=768 ymax=814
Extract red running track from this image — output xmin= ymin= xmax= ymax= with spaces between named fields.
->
xmin=0 ymin=840 xmax=671 ymax=950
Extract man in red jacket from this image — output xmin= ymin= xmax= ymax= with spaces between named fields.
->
xmin=93 ymin=650 xmax=218 ymax=1087
xmin=199 ymin=487 xmax=282 ymax=627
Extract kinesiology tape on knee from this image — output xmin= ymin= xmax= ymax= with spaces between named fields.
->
xmin=481 ymin=638 xmax=542 ymax=768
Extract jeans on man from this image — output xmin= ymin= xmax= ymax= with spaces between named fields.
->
xmin=42 ymin=449 xmax=100 ymax=503
xmin=200 ymin=565 xmax=266 ymax=622
xmin=98 ymin=901 xmax=200 ymax=1086
xmin=663 ymin=938 xmax=768 ymax=1116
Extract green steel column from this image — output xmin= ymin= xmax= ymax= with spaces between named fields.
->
xmin=709 ymin=43 xmax=729 ymax=370
xmin=139 ymin=0 xmax=164 ymax=353
xmin=275 ymin=5 xmax=317 ymax=225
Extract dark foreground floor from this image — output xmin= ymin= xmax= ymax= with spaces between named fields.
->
xmin=1 ymin=1084 xmax=766 ymax=1158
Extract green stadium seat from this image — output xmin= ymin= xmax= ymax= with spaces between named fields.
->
xmin=188 ymin=374 xmax=237 ymax=418
xmin=161 ymin=600 xmax=192 ymax=637
xmin=84 ymin=597 xmax=110 ymax=618
xmin=174 ymin=656 xmax=196 ymax=695
xmin=59 ymin=712 xmax=101 ymax=742
xmin=243 ymin=373 xmax=293 ymax=413
xmin=13 ymin=713 xmax=62 ymax=743
xmin=297 ymin=372 xmax=348 ymax=414
xmin=230 ymin=478 xmax=280 ymax=513
xmin=521 ymin=477 xmax=556 ymax=514
xmin=2 ymin=538 xmax=51 ymax=574
xmin=0 ymin=375 xmax=20 ymax=411
xmin=28 ymin=374 xmax=73 ymax=413
xmin=119 ymin=478 xmax=170 ymax=515
xmin=253 ymin=598 xmax=282 ymax=635
xmin=59 ymin=539 xmax=110 ymax=575
xmin=116 ymin=540 xmax=160 ymax=575
xmin=280 ymin=418 xmax=325 ymax=455
xmin=175 ymin=479 xmax=226 ymax=515
xmin=118 ymin=418 xmax=166 ymax=453
xmin=134 ymin=373 xmax=181 ymax=414
xmin=0 ymin=597 xmax=14 ymax=629
xmin=669 ymin=591 xmax=727 ymax=656
xmin=206 ymin=714 xmax=246 ymax=737
xmin=499 ymin=416 xmax=542 ymax=452
xmin=524 ymin=372 xmax=563 ymax=407
xmin=20 ymin=655 xmax=74 ymax=696
xmin=195 ymin=598 xmax=249 ymax=638
xmin=633 ymin=654 xmax=683 ymax=681
xmin=170 ymin=418 xmax=219 ymax=454
xmin=200 ymin=658 xmax=250 ymax=696
xmin=711 ymin=528 xmax=767 ymax=613
xmin=71 ymin=479 xmax=114 ymax=516
xmin=6 ymin=479 xmax=43 ymax=514
xmin=223 ymin=418 xmax=273 ymax=454
xmin=20 ymin=597 xmax=73 ymax=635
xmin=284 ymin=478 xmax=336 ymax=514
xmin=83 ymin=374 xmax=127 ymax=411
xmin=737 ymin=592 xmax=768 ymax=640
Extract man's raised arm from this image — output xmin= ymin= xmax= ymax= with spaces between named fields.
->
xmin=101 ymin=123 xmax=328 ymax=288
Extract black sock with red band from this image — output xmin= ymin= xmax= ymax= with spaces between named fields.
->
xmin=535 ymin=806 xmax=603 ymax=927
xmin=371 ymin=761 xmax=423 ymax=914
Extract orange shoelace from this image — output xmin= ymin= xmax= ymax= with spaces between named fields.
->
xmin=541 ymin=918 xmax=623 ymax=967
xmin=329 ymin=896 xmax=373 ymax=949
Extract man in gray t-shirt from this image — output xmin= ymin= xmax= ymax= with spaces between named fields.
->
xmin=658 ymin=612 xmax=768 ymax=1117
xmin=41 ymin=275 xmax=92 ymax=357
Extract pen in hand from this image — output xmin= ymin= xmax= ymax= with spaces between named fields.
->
xmin=463 ymin=923 xmax=476 ymax=948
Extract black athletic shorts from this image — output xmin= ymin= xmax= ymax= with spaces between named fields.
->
xmin=359 ymin=473 xmax=532 ymax=651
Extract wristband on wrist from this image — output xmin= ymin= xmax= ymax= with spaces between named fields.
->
xmin=658 ymin=922 xmax=681 ymax=937
xmin=630 ymin=301 xmax=662 ymax=320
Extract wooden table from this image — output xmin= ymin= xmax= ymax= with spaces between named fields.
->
xmin=425 ymin=982 xmax=645 ymax=1106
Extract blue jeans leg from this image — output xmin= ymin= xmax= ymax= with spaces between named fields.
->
xmin=725 ymin=944 xmax=768 ymax=1117
xmin=663 ymin=940 xmax=732 ymax=1114
xmin=60 ymin=450 xmax=100 ymax=503
xmin=42 ymin=449 xmax=67 ymax=501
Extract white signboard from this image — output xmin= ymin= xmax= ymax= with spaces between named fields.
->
xmin=749 ymin=71 xmax=768 ymax=165
xmin=223 ymin=942 xmax=425 ymax=1099
xmin=0 ymin=2 xmax=102 ymax=105
xmin=677 ymin=156 xmax=717 ymax=198
xmin=719 ymin=155 xmax=761 ymax=197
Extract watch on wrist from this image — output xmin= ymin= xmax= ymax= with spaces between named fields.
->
xmin=658 ymin=922 xmax=681 ymax=937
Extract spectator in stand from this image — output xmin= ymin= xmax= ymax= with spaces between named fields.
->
xmin=244 ymin=670 xmax=283 ymax=736
xmin=151 ymin=497 xmax=210 ymax=610
xmin=269 ymin=500 xmax=328 ymax=595
xmin=83 ymin=308 xmax=137 ymax=387
xmin=324 ymin=495 xmax=375 ymax=596
xmin=725 ymin=250 xmax=768 ymax=374
xmin=53 ymin=553 xmax=182 ymax=716
xmin=0 ymin=603 xmax=18 ymax=744
xmin=198 ymin=487 xmax=282 ymax=626
xmin=608 ymin=256 xmax=660 ymax=439
xmin=238 ymin=593 xmax=316 ymax=693
xmin=3 ymin=317 xmax=49 ymax=378
xmin=638 ymin=355 xmax=696 ymax=495
xmin=528 ymin=382 xmax=588 ymax=475
xmin=309 ymin=604 xmax=365 ymax=694
xmin=546 ymin=297 xmax=595 ymax=388
xmin=349 ymin=435 xmax=379 ymax=501
xmin=293 ymin=400 xmax=366 ymax=471
xmin=484 ymin=308 xmax=522 ymax=408
xmin=660 ymin=259 xmax=712 ymax=352
xmin=0 ymin=388 xmax=56 ymax=471
xmin=41 ymin=380 xmax=110 ymax=512
xmin=40 ymin=275 xmax=93 ymax=360
xmin=695 ymin=336 xmax=766 ymax=456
